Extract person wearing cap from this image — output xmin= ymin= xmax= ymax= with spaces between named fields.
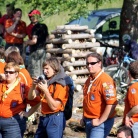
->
xmin=4 ymin=8 xmax=26 ymax=55
xmin=24 ymin=9 xmax=49 ymax=77
xmin=80 ymin=52 xmax=117 ymax=138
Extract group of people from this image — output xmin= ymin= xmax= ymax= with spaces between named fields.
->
xmin=0 ymin=3 xmax=49 ymax=78
xmin=0 ymin=3 xmax=138 ymax=138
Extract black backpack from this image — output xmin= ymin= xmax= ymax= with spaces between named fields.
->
xmin=53 ymin=76 xmax=74 ymax=120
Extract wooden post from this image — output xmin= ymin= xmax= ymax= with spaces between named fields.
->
xmin=46 ymin=48 xmax=76 ymax=54
xmin=62 ymin=42 xmax=100 ymax=49
xmin=47 ymin=38 xmax=73 ymax=44
xmin=62 ymin=34 xmax=94 ymax=39
xmin=66 ymin=69 xmax=89 ymax=75
xmin=63 ymin=61 xmax=86 ymax=67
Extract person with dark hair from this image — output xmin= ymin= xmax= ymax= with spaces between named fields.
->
xmin=24 ymin=9 xmax=49 ymax=77
xmin=0 ymin=3 xmax=14 ymax=38
xmin=6 ymin=51 xmax=32 ymax=87
xmin=80 ymin=52 xmax=117 ymax=138
xmin=28 ymin=57 xmax=69 ymax=138
xmin=123 ymin=60 xmax=138 ymax=138
xmin=117 ymin=126 xmax=134 ymax=138
xmin=4 ymin=8 xmax=26 ymax=55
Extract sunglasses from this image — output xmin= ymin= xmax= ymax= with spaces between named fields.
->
xmin=86 ymin=61 xmax=99 ymax=66
xmin=4 ymin=71 xmax=16 ymax=74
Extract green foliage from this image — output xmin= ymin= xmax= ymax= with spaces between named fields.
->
xmin=0 ymin=0 xmax=121 ymax=21
xmin=0 ymin=0 xmax=123 ymax=31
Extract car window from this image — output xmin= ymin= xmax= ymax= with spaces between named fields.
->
xmin=79 ymin=16 xmax=101 ymax=29
xmin=96 ymin=16 xmax=120 ymax=39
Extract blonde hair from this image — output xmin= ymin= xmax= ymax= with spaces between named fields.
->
xmin=4 ymin=62 xmax=20 ymax=72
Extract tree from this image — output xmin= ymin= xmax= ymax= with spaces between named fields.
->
xmin=120 ymin=0 xmax=138 ymax=46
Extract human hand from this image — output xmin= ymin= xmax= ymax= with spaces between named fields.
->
xmin=91 ymin=118 xmax=101 ymax=126
xmin=125 ymin=116 xmax=134 ymax=127
xmin=15 ymin=17 xmax=20 ymax=24
xmin=37 ymin=80 xmax=48 ymax=93
xmin=19 ymin=111 xmax=28 ymax=118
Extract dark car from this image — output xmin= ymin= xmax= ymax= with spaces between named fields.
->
xmin=66 ymin=8 xmax=121 ymax=46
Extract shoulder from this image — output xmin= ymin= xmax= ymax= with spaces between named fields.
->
xmin=20 ymin=20 xmax=26 ymax=25
xmin=100 ymin=72 xmax=114 ymax=82
xmin=128 ymin=82 xmax=138 ymax=93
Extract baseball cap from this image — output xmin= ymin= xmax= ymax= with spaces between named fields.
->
xmin=28 ymin=10 xmax=41 ymax=17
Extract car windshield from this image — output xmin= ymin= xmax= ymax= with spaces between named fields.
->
xmin=68 ymin=15 xmax=106 ymax=29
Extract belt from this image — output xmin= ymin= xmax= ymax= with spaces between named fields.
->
xmin=42 ymin=111 xmax=60 ymax=117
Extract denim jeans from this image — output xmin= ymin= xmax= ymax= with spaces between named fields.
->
xmin=84 ymin=117 xmax=114 ymax=138
xmin=0 ymin=116 xmax=21 ymax=138
xmin=34 ymin=112 xmax=65 ymax=138
xmin=0 ymin=114 xmax=27 ymax=138
xmin=13 ymin=114 xmax=27 ymax=137
xmin=132 ymin=122 xmax=138 ymax=138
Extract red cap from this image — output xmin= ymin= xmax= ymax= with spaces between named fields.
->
xmin=28 ymin=10 xmax=41 ymax=16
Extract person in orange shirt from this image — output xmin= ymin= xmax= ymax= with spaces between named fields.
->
xmin=5 ymin=51 xmax=32 ymax=87
xmin=123 ymin=60 xmax=138 ymax=138
xmin=0 ymin=3 xmax=14 ymax=38
xmin=4 ymin=8 xmax=26 ymax=55
xmin=0 ymin=62 xmax=40 ymax=138
xmin=80 ymin=52 xmax=117 ymax=138
xmin=28 ymin=57 xmax=69 ymax=138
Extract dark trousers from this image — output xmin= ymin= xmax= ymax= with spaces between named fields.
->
xmin=0 ymin=114 xmax=27 ymax=138
xmin=35 ymin=112 xmax=65 ymax=138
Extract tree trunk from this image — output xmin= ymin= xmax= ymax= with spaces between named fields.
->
xmin=120 ymin=0 xmax=138 ymax=48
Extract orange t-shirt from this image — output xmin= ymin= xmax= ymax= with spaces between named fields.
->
xmin=19 ymin=68 xmax=32 ymax=87
xmin=5 ymin=19 xmax=26 ymax=44
xmin=38 ymin=83 xmax=69 ymax=115
xmin=0 ymin=81 xmax=40 ymax=118
xmin=124 ymin=82 xmax=138 ymax=123
xmin=0 ymin=59 xmax=6 ymax=73
xmin=83 ymin=72 xmax=117 ymax=119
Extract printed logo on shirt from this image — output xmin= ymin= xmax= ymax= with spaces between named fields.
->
xmin=91 ymin=94 xmax=95 ymax=100
xmin=11 ymin=101 xmax=17 ymax=108
xmin=131 ymin=88 xmax=136 ymax=94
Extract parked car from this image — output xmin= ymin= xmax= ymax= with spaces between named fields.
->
xmin=66 ymin=8 xmax=121 ymax=46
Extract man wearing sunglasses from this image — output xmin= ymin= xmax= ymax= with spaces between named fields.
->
xmin=80 ymin=52 xmax=117 ymax=138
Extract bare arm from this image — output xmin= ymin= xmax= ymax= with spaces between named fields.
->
xmin=6 ymin=21 xmax=18 ymax=33
xmin=24 ymin=35 xmax=37 ymax=46
xmin=24 ymin=103 xmax=40 ymax=117
xmin=11 ymin=32 xmax=26 ymax=38
xmin=99 ymin=104 xmax=116 ymax=123
xmin=92 ymin=104 xmax=116 ymax=126
xmin=28 ymin=84 xmax=38 ymax=100
xmin=127 ymin=105 xmax=138 ymax=118
xmin=37 ymin=80 xmax=62 ymax=111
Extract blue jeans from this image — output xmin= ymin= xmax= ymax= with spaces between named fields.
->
xmin=13 ymin=114 xmax=27 ymax=137
xmin=0 ymin=115 xmax=22 ymax=138
xmin=132 ymin=122 xmax=138 ymax=138
xmin=84 ymin=117 xmax=114 ymax=138
xmin=34 ymin=112 xmax=65 ymax=138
